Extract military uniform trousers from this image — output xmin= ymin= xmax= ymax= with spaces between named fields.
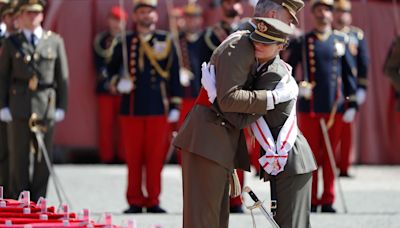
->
xmin=97 ymin=94 xmax=124 ymax=163
xmin=337 ymin=120 xmax=354 ymax=174
xmin=7 ymin=119 xmax=54 ymax=202
xmin=298 ymin=113 xmax=344 ymax=205
xmin=182 ymin=150 xmax=230 ymax=228
xmin=0 ymin=121 xmax=9 ymax=197
xmin=266 ymin=171 xmax=312 ymax=228
xmin=119 ymin=115 xmax=168 ymax=207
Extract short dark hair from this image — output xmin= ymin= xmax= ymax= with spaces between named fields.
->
xmin=254 ymin=0 xmax=283 ymax=17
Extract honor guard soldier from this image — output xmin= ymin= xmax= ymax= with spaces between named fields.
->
xmin=0 ymin=0 xmax=69 ymax=202
xmin=93 ymin=6 xmax=127 ymax=163
xmin=202 ymin=0 xmax=243 ymax=61
xmin=384 ymin=35 xmax=400 ymax=113
xmin=334 ymin=0 xmax=369 ymax=177
xmin=177 ymin=3 xmax=203 ymax=136
xmin=107 ymin=0 xmax=183 ymax=214
xmin=0 ymin=0 xmax=8 ymax=41
xmin=0 ymin=0 xmax=18 ymax=199
xmin=287 ymin=0 xmax=358 ymax=213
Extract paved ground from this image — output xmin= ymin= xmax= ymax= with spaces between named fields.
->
xmin=43 ymin=165 xmax=400 ymax=228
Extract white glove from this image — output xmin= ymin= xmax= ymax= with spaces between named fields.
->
xmin=271 ymin=76 xmax=299 ymax=105
xmin=117 ymin=78 xmax=134 ymax=94
xmin=342 ymin=108 xmax=357 ymax=123
xmin=0 ymin=107 xmax=12 ymax=122
xmin=179 ymin=68 xmax=194 ymax=87
xmin=201 ymin=62 xmax=217 ymax=103
xmin=55 ymin=109 xmax=65 ymax=122
xmin=356 ymin=88 xmax=366 ymax=105
xmin=299 ymin=86 xmax=312 ymax=99
xmin=167 ymin=109 xmax=180 ymax=123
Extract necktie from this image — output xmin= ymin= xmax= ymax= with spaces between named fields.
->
xmin=31 ymin=33 xmax=37 ymax=48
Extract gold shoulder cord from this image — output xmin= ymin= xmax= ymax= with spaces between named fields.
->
xmin=139 ymin=36 xmax=172 ymax=79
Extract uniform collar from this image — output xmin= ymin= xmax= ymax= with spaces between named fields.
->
xmin=23 ymin=26 xmax=43 ymax=41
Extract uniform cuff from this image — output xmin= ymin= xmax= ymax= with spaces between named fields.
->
xmin=266 ymin=91 xmax=275 ymax=111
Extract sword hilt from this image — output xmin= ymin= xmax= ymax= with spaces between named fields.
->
xmin=243 ymin=186 xmax=260 ymax=203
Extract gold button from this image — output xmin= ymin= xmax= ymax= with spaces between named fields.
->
xmin=308 ymin=44 xmax=314 ymax=50
xmin=309 ymin=52 xmax=314 ymax=58
xmin=310 ymin=67 xmax=316 ymax=73
xmin=221 ymin=122 xmax=226 ymax=126
xmin=310 ymin=59 xmax=315 ymax=66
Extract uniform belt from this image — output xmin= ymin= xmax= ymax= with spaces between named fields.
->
xmin=13 ymin=79 xmax=54 ymax=90
xmin=194 ymin=88 xmax=212 ymax=107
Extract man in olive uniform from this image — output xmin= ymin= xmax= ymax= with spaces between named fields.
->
xmin=177 ymin=2 xmax=203 ymax=128
xmin=384 ymin=35 xmax=400 ymax=114
xmin=107 ymin=0 xmax=183 ymax=214
xmin=0 ymin=0 xmax=10 ymax=197
xmin=0 ymin=0 xmax=69 ymax=201
xmin=287 ymin=0 xmax=358 ymax=213
xmin=93 ymin=6 xmax=127 ymax=163
xmin=334 ymin=0 xmax=369 ymax=177
xmin=0 ymin=0 xmax=18 ymax=199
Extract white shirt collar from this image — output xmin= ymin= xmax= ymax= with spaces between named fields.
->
xmin=0 ymin=23 xmax=6 ymax=36
xmin=23 ymin=26 xmax=43 ymax=41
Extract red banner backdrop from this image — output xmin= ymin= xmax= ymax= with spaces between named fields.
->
xmin=46 ymin=0 xmax=400 ymax=164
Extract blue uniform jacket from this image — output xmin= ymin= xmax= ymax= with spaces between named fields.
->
xmin=288 ymin=30 xmax=358 ymax=114
xmin=108 ymin=30 xmax=183 ymax=116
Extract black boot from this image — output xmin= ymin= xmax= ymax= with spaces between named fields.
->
xmin=123 ymin=205 xmax=143 ymax=214
xmin=230 ymin=205 xmax=244 ymax=213
xmin=311 ymin=204 xmax=318 ymax=213
xmin=321 ymin=204 xmax=336 ymax=213
xmin=147 ymin=205 xmax=167 ymax=213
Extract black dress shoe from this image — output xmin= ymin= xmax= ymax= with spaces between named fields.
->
xmin=230 ymin=205 xmax=244 ymax=213
xmin=147 ymin=205 xmax=167 ymax=213
xmin=339 ymin=172 xmax=352 ymax=178
xmin=311 ymin=204 xmax=318 ymax=213
xmin=321 ymin=204 xmax=336 ymax=213
xmin=123 ymin=205 xmax=143 ymax=214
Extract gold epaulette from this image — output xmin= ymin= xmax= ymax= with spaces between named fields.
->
xmin=93 ymin=32 xmax=119 ymax=60
xmin=350 ymin=26 xmax=364 ymax=40
xmin=333 ymin=30 xmax=349 ymax=43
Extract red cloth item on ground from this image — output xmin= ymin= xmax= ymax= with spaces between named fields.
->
xmin=97 ymin=95 xmax=124 ymax=163
xmin=298 ymin=113 xmax=344 ymax=205
xmin=120 ymin=115 xmax=168 ymax=207
xmin=0 ymin=206 xmax=55 ymax=214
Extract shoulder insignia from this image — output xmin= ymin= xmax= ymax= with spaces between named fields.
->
xmin=334 ymin=30 xmax=349 ymax=43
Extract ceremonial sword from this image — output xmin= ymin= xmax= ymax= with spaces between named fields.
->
xmin=243 ymin=186 xmax=280 ymax=228
xmin=29 ymin=114 xmax=71 ymax=207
